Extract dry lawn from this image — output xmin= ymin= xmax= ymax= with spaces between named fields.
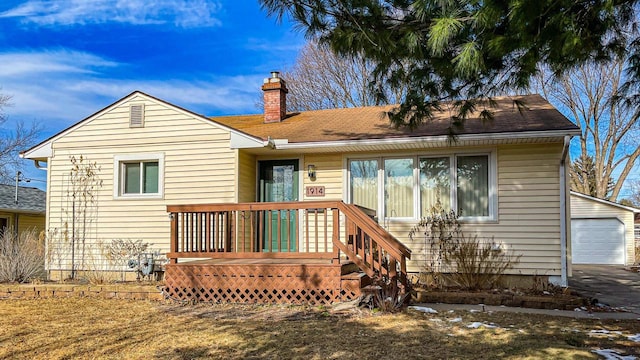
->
xmin=0 ymin=298 xmax=639 ymax=359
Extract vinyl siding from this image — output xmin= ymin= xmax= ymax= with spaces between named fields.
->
xmin=46 ymin=94 xmax=236 ymax=270
xmin=0 ymin=212 xmax=44 ymax=237
xmin=385 ymin=143 xmax=564 ymax=275
xmin=17 ymin=214 xmax=45 ymax=235
xmin=570 ymin=194 xmax=636 ymax=265
xmin=237 ymin=151 xmax=256 ymax=202
xmin=301 ymin=154 xmax=343 ymax=252
xmin=302 ymin=154 xmax=343 ymax=201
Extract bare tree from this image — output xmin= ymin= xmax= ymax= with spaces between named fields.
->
xmin=534 ymin=59 xmax=640 ymax=201
xmin=0 ymin=91 xmax=40 ymax=184
xmin=624 ymin=180 xmax=640 ymax=207
xmin=569 ymin=154 xmax=613 ymax=197
xmin=260 ymin=41 xmax=405 ymax=112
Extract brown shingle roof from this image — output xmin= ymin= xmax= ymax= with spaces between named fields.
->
xmin=212 ymin=94 xmax=578 ymax=143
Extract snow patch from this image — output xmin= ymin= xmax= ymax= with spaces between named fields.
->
xmin=467 ymin=322 xmax=498 ymax=329
xmin=449 ymin=317 xmax=463 ymax=323
xmin=590 ymin=329 xmax=623 ymax=335
xmin=409 ymin=306 xmax=438 ymax=314
xmin=628 ymin=334 xmax=640 ymax=342
xmin=592 ymin=349 xmax=637 ymax=360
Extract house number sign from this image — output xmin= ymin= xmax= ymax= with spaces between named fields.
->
xmin=305 ymin=186 xmax=325 ymax=197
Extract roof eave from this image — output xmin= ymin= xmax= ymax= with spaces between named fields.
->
xmin=269 ymin=129 xmax=581 ymax=150
xmin=0 ymin=208 xmax=46 ymax=215
xmin=21 ymin=141 xmax=52 ymax=159
xmin=230 ymin=132 xmax=269 ymax=149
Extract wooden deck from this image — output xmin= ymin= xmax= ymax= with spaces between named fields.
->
xmin=164 ymin=201 xmax=410 ymax=304
xmin=165 ymin=259 xmax=366 ymax=304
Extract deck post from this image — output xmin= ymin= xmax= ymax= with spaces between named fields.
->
xmin=169 ymin=212 xmax=177 ymax=264
xmin=332 ymin=209 xmax=340 ymax=263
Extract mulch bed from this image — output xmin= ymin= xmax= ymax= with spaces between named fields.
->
xmin=412 ymin=288 xmax=590 ymax=311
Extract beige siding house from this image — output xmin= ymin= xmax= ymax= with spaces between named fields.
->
xmin=22 ymin=73 xmax=580 ymax=294
xmin=570 ymin=191 xmax=639 ymax=265
xmin=0 ymin=184 xmax=46 ymax=237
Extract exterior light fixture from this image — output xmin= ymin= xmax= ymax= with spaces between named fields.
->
xmin=307 ymin=164 xmax=316 ymax=179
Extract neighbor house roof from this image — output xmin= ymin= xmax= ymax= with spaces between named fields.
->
xmin=0 ymin=184 xmax=46 ymax=214
xmin=213 ymin=94 xmax=579 ymax=144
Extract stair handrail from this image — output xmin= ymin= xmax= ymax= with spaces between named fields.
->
xmin=337 ymin=202 xmax=412 ymax=260
xmin=334 ymin=202 xmax=411 ymax=287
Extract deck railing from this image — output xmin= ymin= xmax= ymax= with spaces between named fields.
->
xmin=166 ymin=201 xmax=411 ymax=286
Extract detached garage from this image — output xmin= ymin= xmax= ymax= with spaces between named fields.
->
xmin=570 ymin=191 xmax=639 ymax=265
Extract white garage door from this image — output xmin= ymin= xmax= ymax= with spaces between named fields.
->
xmin=571 ymin=218 xmax=625 ymax=264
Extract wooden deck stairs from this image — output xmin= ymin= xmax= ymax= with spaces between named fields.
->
xmin=163 ymin=201 xmax=410 ymax=305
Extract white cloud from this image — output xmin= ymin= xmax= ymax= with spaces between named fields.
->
xmin=0 ymin=48 xmax=263 ymax=132
xmin=0 ymin=49 xmax=118 ymax=77
xmin=0 ymin=0 xmax=222 ymax=28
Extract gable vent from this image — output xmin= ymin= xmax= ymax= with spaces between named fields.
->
xmin=130 ymin=104 xmax=144 ymax=127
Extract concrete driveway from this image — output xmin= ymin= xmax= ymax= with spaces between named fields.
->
xmin=569 ymin=265 xmax=640 ymax=314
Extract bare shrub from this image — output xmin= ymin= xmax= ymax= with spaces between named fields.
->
xmin=74 ymin=239 xmax=156 ymax=284
xmin=409 ymin=206 xmax=521 ymax=290
xmin=408 ymin=204 xmax=461 ymax=287
xmin=102 ymin=239 xmax=151 ymax=280
xmin=368 ymin=280 xmax=411 ymax=313
xmin=81 ymin=243 xmax=120 ymax=285
xmin=443 ymin=234 xmax=521 ymax=290
xmin=0 ymin=229 xmax=45 ymax=283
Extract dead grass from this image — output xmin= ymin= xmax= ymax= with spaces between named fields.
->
xmin=0 ymin=298 xmax=639 ymax=359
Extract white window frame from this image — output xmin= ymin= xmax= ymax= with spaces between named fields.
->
xmin=113 ymin=153 xmax=164 ymax=199
xmin=345 ymin=150 xmax=497 ymax=222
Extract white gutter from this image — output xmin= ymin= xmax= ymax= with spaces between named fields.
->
xmin=558 ymin=135 xmax=571 ymax=287
xmin=271 ymin=129 xmax=581 ymax=150
xmin=33 ymin=160 xmax=48 ymax=170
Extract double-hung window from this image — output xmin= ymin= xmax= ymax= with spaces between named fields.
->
xmin=384 ymin=158 xmax=414 ymax=218
xmin=348 ymin=152 xmax=495 ymax=221
xmin=349 ymin=159 xmax=379 ymax=212
xmin=114 ymin=154 xmax=164 ymax=199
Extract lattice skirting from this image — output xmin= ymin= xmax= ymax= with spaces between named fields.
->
xmin=164 ymin=263 xmax=361 ymax=305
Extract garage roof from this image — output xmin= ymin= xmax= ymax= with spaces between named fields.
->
xmin=570 ymin=191 xmax=640 ymax=213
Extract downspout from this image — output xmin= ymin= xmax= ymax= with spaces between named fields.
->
xmin=559 ymin=136 xmax=570 ymax=287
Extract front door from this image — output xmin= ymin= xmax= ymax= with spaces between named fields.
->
xmin=258 ymin=160 xmax=299 ymax=252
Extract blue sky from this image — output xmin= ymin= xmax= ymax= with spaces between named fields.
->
xmin=0 ymin=1 xmax=304 ymax=186
xmin=0 ymin=1 xmax=637 ymax=199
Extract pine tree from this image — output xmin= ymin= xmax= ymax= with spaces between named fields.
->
xmin=261 ymin=0 xmax=637 ymax=128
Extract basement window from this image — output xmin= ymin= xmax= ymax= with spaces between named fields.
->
xmin=113 ymin=153 xmax=164 ymax=199
xmin=129 ymin=104 xmax=145 ymax=128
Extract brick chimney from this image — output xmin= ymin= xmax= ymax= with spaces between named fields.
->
xmin=262 ymin=71 xmax=288 ymax=123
